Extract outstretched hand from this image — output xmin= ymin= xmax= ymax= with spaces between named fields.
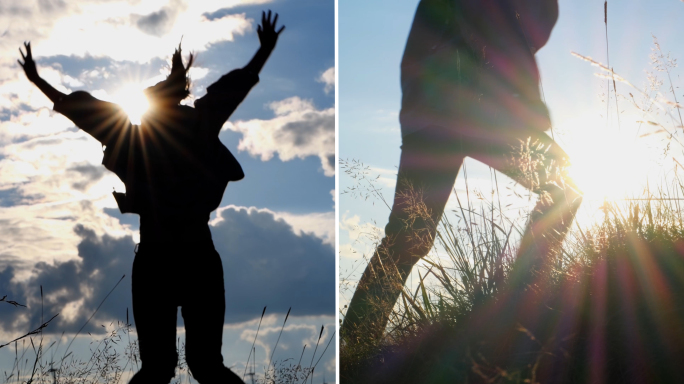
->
xmin=257 ymin=10 xmax=285 ymax=51
xmin=18 ymin=42 xmax=40 ymax=83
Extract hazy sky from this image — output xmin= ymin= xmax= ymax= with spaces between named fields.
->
xmin=0 ymin=0 xmax=335 ymax=381
xmin=339 ymin=0 xmax=684 ymax=312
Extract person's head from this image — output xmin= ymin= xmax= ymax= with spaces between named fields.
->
xmin=144 ymin=42 xmax=194 ymax=108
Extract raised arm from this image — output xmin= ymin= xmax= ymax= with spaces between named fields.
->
xmin=18 ymin=42 xmax=66 ymax=103
xmin=194 ymin=11 xmax=285 ymax=137
xmin=244 ymin=10 xmax=285 ymax=75
xmin=18 ymin=42 xmax=131 ymax=147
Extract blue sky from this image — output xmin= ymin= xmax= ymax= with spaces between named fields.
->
xmin=339 ymin=0 xmax=684 ymax=313
xmin=0 ymin=0 xmax=334 ymax=381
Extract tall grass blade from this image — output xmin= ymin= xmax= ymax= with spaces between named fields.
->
xmin=304 ymin=331 xmax=335 ymax=384
xmin=289 ymin=344 xmax=306 ymax=384
xmin=244 ymin=306 xmax=267 ymax=380
xmin=305 ymin=326 xmax=324 ymax=384
xmin=1 ymin=315 xmax=59 ymax=350
xmin=61 ymin=274 xmax=125 ymax=360
xmin=268 ymin=307 xmax=291 ymax=369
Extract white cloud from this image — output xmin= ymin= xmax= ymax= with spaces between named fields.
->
xmin=339 ymin=242 xmax=361 ymax=261
xmin=225 ymin=97 xmax=335 ymax=176
xmin=337 ymin=212 xmax=384 ymax=298
xmin=369 ymin=165 xmax=399 ymax=188
xmin=0 ymin=126 xmax=134 ymax=278
xmin=318 ymin=67 xmax=334 ymax=94
xmin=237 ymin=319 xmax=334 ymax=369
xmin=0 ymin=0 xmax=269 ymax=66
xmin=273 ymin=210 xmax=335 ymax=245
xmin=340 ymin=212 xmax=384 ymax=247
xmin=0 ymin=67 xmax=75 ymax=113
xmin=188 ymin=66 xmax=209 ymax=81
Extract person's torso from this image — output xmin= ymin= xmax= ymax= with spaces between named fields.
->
xmin=106 ymin=105 xmax=230 ymax=217
xmin=399 ymin=0 xmax=558 ymax=135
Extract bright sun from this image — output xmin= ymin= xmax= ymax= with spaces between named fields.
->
xmin=562 ymin=116 xmax=656 ymax=202
xmin=112 ymin=84 xmax=149 ymax=125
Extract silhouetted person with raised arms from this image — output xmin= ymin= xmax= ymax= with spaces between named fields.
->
xmin=342 ymin=0 xmax=582 ymax=344
xmin=19 ymin=10 xmax=284 ymax=384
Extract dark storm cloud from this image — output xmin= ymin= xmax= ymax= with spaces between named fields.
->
xmin=0 ymin=266 xmax=17 ymax=302
xmin=0 ymin=225 xmax=135 ymax=336
xmin=325 ymin=155 xmax=334 ymax=173
xmin=0 ymin=207 xmax=333 ymax=336
xmin=212 ymin=207 xmax=335 ymax=323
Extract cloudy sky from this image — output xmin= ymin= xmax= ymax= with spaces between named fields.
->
xmin=339 ymin=0 xmax=684 ymax=312
xmin=0 ymin=0 xmax=334 ymax=381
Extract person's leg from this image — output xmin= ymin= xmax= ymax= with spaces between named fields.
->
xmin=129 ymin=245 xmax=179 ymax=384
xmin=341 ymin=126 xmax=465 ymax=344
xmin=469 ymin=128 xmax=582 ymax=291
xmin=181 ymin=243 xmax=244 ymax=384
xmin=460 ymin=129 xmax=581 ymax=369
xmin=468 ymin=128 xmax=582 ymax=336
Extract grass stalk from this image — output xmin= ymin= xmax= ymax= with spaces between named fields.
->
xmin=268 ymin=307 xmax=291 ymax=369
xmin=244 ymin=306 xmax=267 ymax=381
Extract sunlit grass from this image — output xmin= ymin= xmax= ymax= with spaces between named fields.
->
xmin=339 ymin=35 xmax=684 ymax=381
xmin=340 ymin=162 xmax=684 ymax=382
xmin=1 ymin=294 xmax=333 ymax=384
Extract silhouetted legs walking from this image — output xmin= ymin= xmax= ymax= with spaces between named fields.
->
xmin=342 ymin=124 xmax=582 ymax=344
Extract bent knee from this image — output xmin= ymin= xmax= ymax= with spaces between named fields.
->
xmin=383 ymin=221 xmax=437 ymax=262
xmin=542 ymin=181 xmax=582 ymax=207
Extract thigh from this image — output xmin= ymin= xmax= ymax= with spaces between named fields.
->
xmin=181 ymin=246 xmax=226 ymax=368
xmin=386 ymin=126 xmax=466 ymax=238
xmin=132 ymin=247 xmax=178 ymax=370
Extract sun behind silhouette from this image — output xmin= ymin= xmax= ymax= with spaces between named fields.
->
xmin=112 ymin=83 xmax=149 ymax=125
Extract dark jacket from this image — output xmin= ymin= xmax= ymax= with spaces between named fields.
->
xmin=399 ymin=0 xmax=558 ymax=136
xmin=54 ymin=68 xmax=258 ymax=218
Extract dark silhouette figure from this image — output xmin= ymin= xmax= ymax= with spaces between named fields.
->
xmin=19 ymin=10 xmax=284 ymax=384
xmin=342 ymin=0 xmax=582 ymax=344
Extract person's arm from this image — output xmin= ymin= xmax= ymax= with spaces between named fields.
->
xmin=194 ymin=11 xmax=285 ymax=137
xmin=243 ymin=10 xmax=285 ymax=75
xmin=19 ymin=42 xmax=131 ymax=146
xmin=18 ymin=42 xmax=67 ymax=103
